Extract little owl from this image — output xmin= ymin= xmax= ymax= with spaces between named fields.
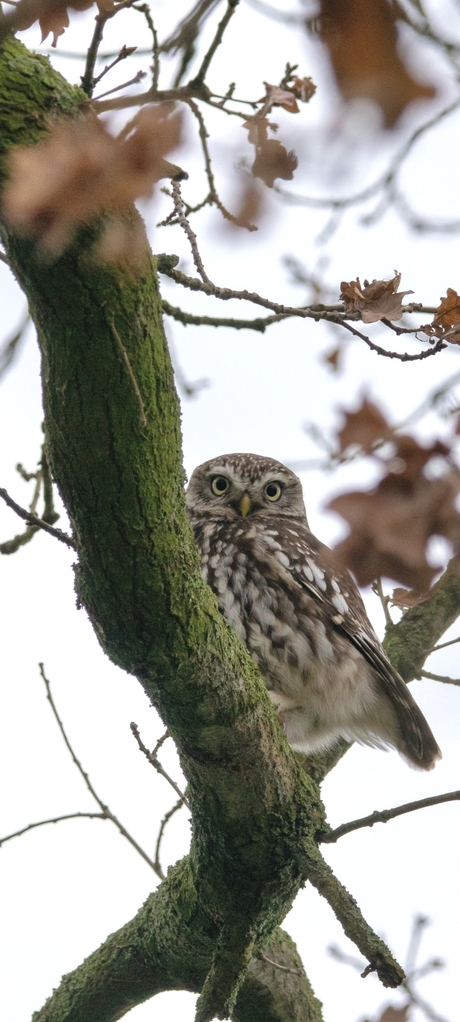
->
xmin=186 ymin=453 xmax=440 ymax=770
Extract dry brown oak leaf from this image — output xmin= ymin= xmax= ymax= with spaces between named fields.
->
xmin=2 ymin=106 xmax=182 ymax=257
xmin=330 ymin=401 xmax=460 ymax=589
xmin=15 ymin=0 xmax=95 ymax=47
xmin=422 ymin=288 xmax=460 ymax=342
xmin=243 ymin=116 xmax=298 ymax=188
xmin=340 ymin=272 xmax=413 ymax=323
xmin=337 ymin=397 xmax=392 ymax=454
xmin=318 ymin=0 xmax=436 ymax=127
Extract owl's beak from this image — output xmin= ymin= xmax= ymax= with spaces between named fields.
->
xmin=240 ymin=492 xmax=252 ymax=518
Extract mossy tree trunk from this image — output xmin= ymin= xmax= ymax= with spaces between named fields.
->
xmin=1 ymin=36 xmax=458 ymax=1022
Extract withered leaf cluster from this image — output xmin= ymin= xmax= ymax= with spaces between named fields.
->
xmin=243 ymin=116 xmax=298 ymax=189
xmin=328 ymin=400 xmax=460 ymax=591
xmin=340 ymin=271 xmax=413 ymax=323
xmin=317 ymin=0 xmax=436 ymax=127
xmin=2 ymin=106 xmax=182 ymax=261
xmin=243 ymin=76 xmax=315 ymax=189
xmin=422 ymin=288 xmax=460 ymax=343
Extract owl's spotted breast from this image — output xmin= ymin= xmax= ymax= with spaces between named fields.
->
xmin=187 ymin=453 xmax=441 ymax=770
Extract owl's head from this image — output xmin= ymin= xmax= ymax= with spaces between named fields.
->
xmin=186 ymin=453 xmax=307 ymax=522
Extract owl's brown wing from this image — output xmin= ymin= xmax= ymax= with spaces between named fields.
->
xmin=285 ymin=528 xmax=441 ymax=768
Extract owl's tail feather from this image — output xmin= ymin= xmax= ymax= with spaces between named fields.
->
xmin=348 ymin=632 xmax=442 ymax=771
xmin=376 ymin=663 xmax=442 ymax=771
xmin=395 ymin=696 xmax=442 ymax=771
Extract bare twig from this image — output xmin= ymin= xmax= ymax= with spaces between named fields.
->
xmin=161 ymin=298 xmax=288 ymax=332
xmin=39 ymin=665 xmax=161 ymax=877
xmin=160 ymin=0 xmax=220 ymax=56
xmin=405 ymin=913 xmax=429 ymax=977
xmin=190 ymin=0 xmax=239 ymax=86
xmin=40 ymin=447 xmax=60 ymax=527
xmin=154 ymin=797 xmax=185 ymax=879
xmin=158 ymin=261 xmax=447 ymax=361
xmin=110 ymin=319 xmax=148 ymax=429
xmin=81 ymin=0 xmax=135 ymax=97
xmin=321 ymin=790 xmax=460 ymax=843
xmin=0 ymin=312 xmax=29 ymax=380
xmin=171 ymin=180 xmax=212 ymax=284
xmin=130 ymin=722 xmax=190 ymax=809
xmin=372 ymin=577 xmax=393 ymax=627
xmin=428 ymin=635 xmax=460 ymax=653
xmin=133 ymin=4 xmax=160 ymax=89
xmin=330 ymin=914 xmax=451 ymax=1022
xmin=403 ymin=981 xmax=451 ymax=1022
xmin=184 ymin=97 xmax=258 ymax=228
xmin=92 ymin=44 xmax=138 ymax=88
xmin=0 ymin=812 xmax=107 ymax=848
xmin=0 ymin=486 xmax=76 ymax=551
xmin=166 ymin=330 xmax=210 ymax=398
xmin=93 ymin=70 xmax=147 ymax=101
xmin=273 ymin=98 xmax=460 ymax=243
xmin=420 ymin=670 xmax=460 ymax=687
xmin=257 ymin=953 xmax=303 ymax=976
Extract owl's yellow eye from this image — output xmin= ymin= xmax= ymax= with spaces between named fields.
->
xmin=211 ymin=476 xmax=230 ymax=495
xmin=264 ymin=481 xmax=282 ymax=502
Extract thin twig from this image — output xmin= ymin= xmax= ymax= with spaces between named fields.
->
xmin=39 ymin=665 xmax=161 ymax=877
xmin=257 ymin=953 xmax=303 ymax=976
xmin=184 ymin=97 xmax=257 ymax=228
xmin=40 ymin=446 xmax=60 ymax=527
xmin=420 ymin=670 xmax=460 ymax=687
xmin=159 ymin=0 xmax=220 ymax=56
xmin=0 ymin=812 xmax=107 ymax=848
xmin=405 ymin=914 xmax=429 ymax=977
xmin=321 ymin=790 xmax=460 ymax=843
xmin=93 ymin=70 xmax=147 ymax=101
xmin=81 ymin=0 xmax=135 ymax=96
xmin=81 ymin=12 xmax=108 ymax=96
xmin=161 ymin=298 xmax=288 ymax=332
xmin=428 ymin=635 xmax=460 ymax=653
xmin=133 ymin=3 xmax=159 ymax=89
xmin=275 ymin=98 xmax=460 ymax=216
xmin=110 ymin=319 xmax=148 ymax=429
xmin=171 ymin=180 xmax=212 ymax=284
xmin=403 ymin=981 xmax=451 ymax=1022
xmin=372 ymin=577 xmax=393 ymax=627
xmin=158 ymin=263 xmax=447 ymax=361
xmin=154 ymin=797 xmax=185 ymax=879
xmin=130 ymin=722 xmax=190 ymax=809
xmin=0 ymin=312 xmax=29 ymax=380
xmin=190 ymin=0 xmax=239 ymax=86
xmin=0 ymin=487 xmax=76 ymax=550
xmin=92 ymin=44 xmax=138 ymax=87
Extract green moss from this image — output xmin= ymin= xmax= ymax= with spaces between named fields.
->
xmin=1 ymin=37 xmax=407 ymax=1022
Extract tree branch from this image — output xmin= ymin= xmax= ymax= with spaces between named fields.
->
xmin=321 ymin=790 xmax=460 ymax=843
xmin=189 ymin=0 xmax=239 ymax=86
xmin=0 ymin=811 xmax=107 ymax=847
xmin=420 ymin=670 xmax=460 ymax=687
xmin=157 ymin=259 xmax=446 ymax=361
xmin=39 ymin=664 xmax=162 ymax=878
xmin=0 ymin=37 xmax=405 ymax=1022
xmin=0 ymin=486 xmax=76 ymax=550
xmin=383 ymin=555 xmax=460 ymax=682
xmin=161 ymin=297 xmax=288 ymax=331
xmin=130 ymin=721 xmax=190 ymax=808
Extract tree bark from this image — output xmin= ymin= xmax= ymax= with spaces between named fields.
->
xmin=1 ymin=35 xmax=436 ymax=1022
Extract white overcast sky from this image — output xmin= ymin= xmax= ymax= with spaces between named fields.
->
xmin=1 ymin=2 xmax=460 ymax=1021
